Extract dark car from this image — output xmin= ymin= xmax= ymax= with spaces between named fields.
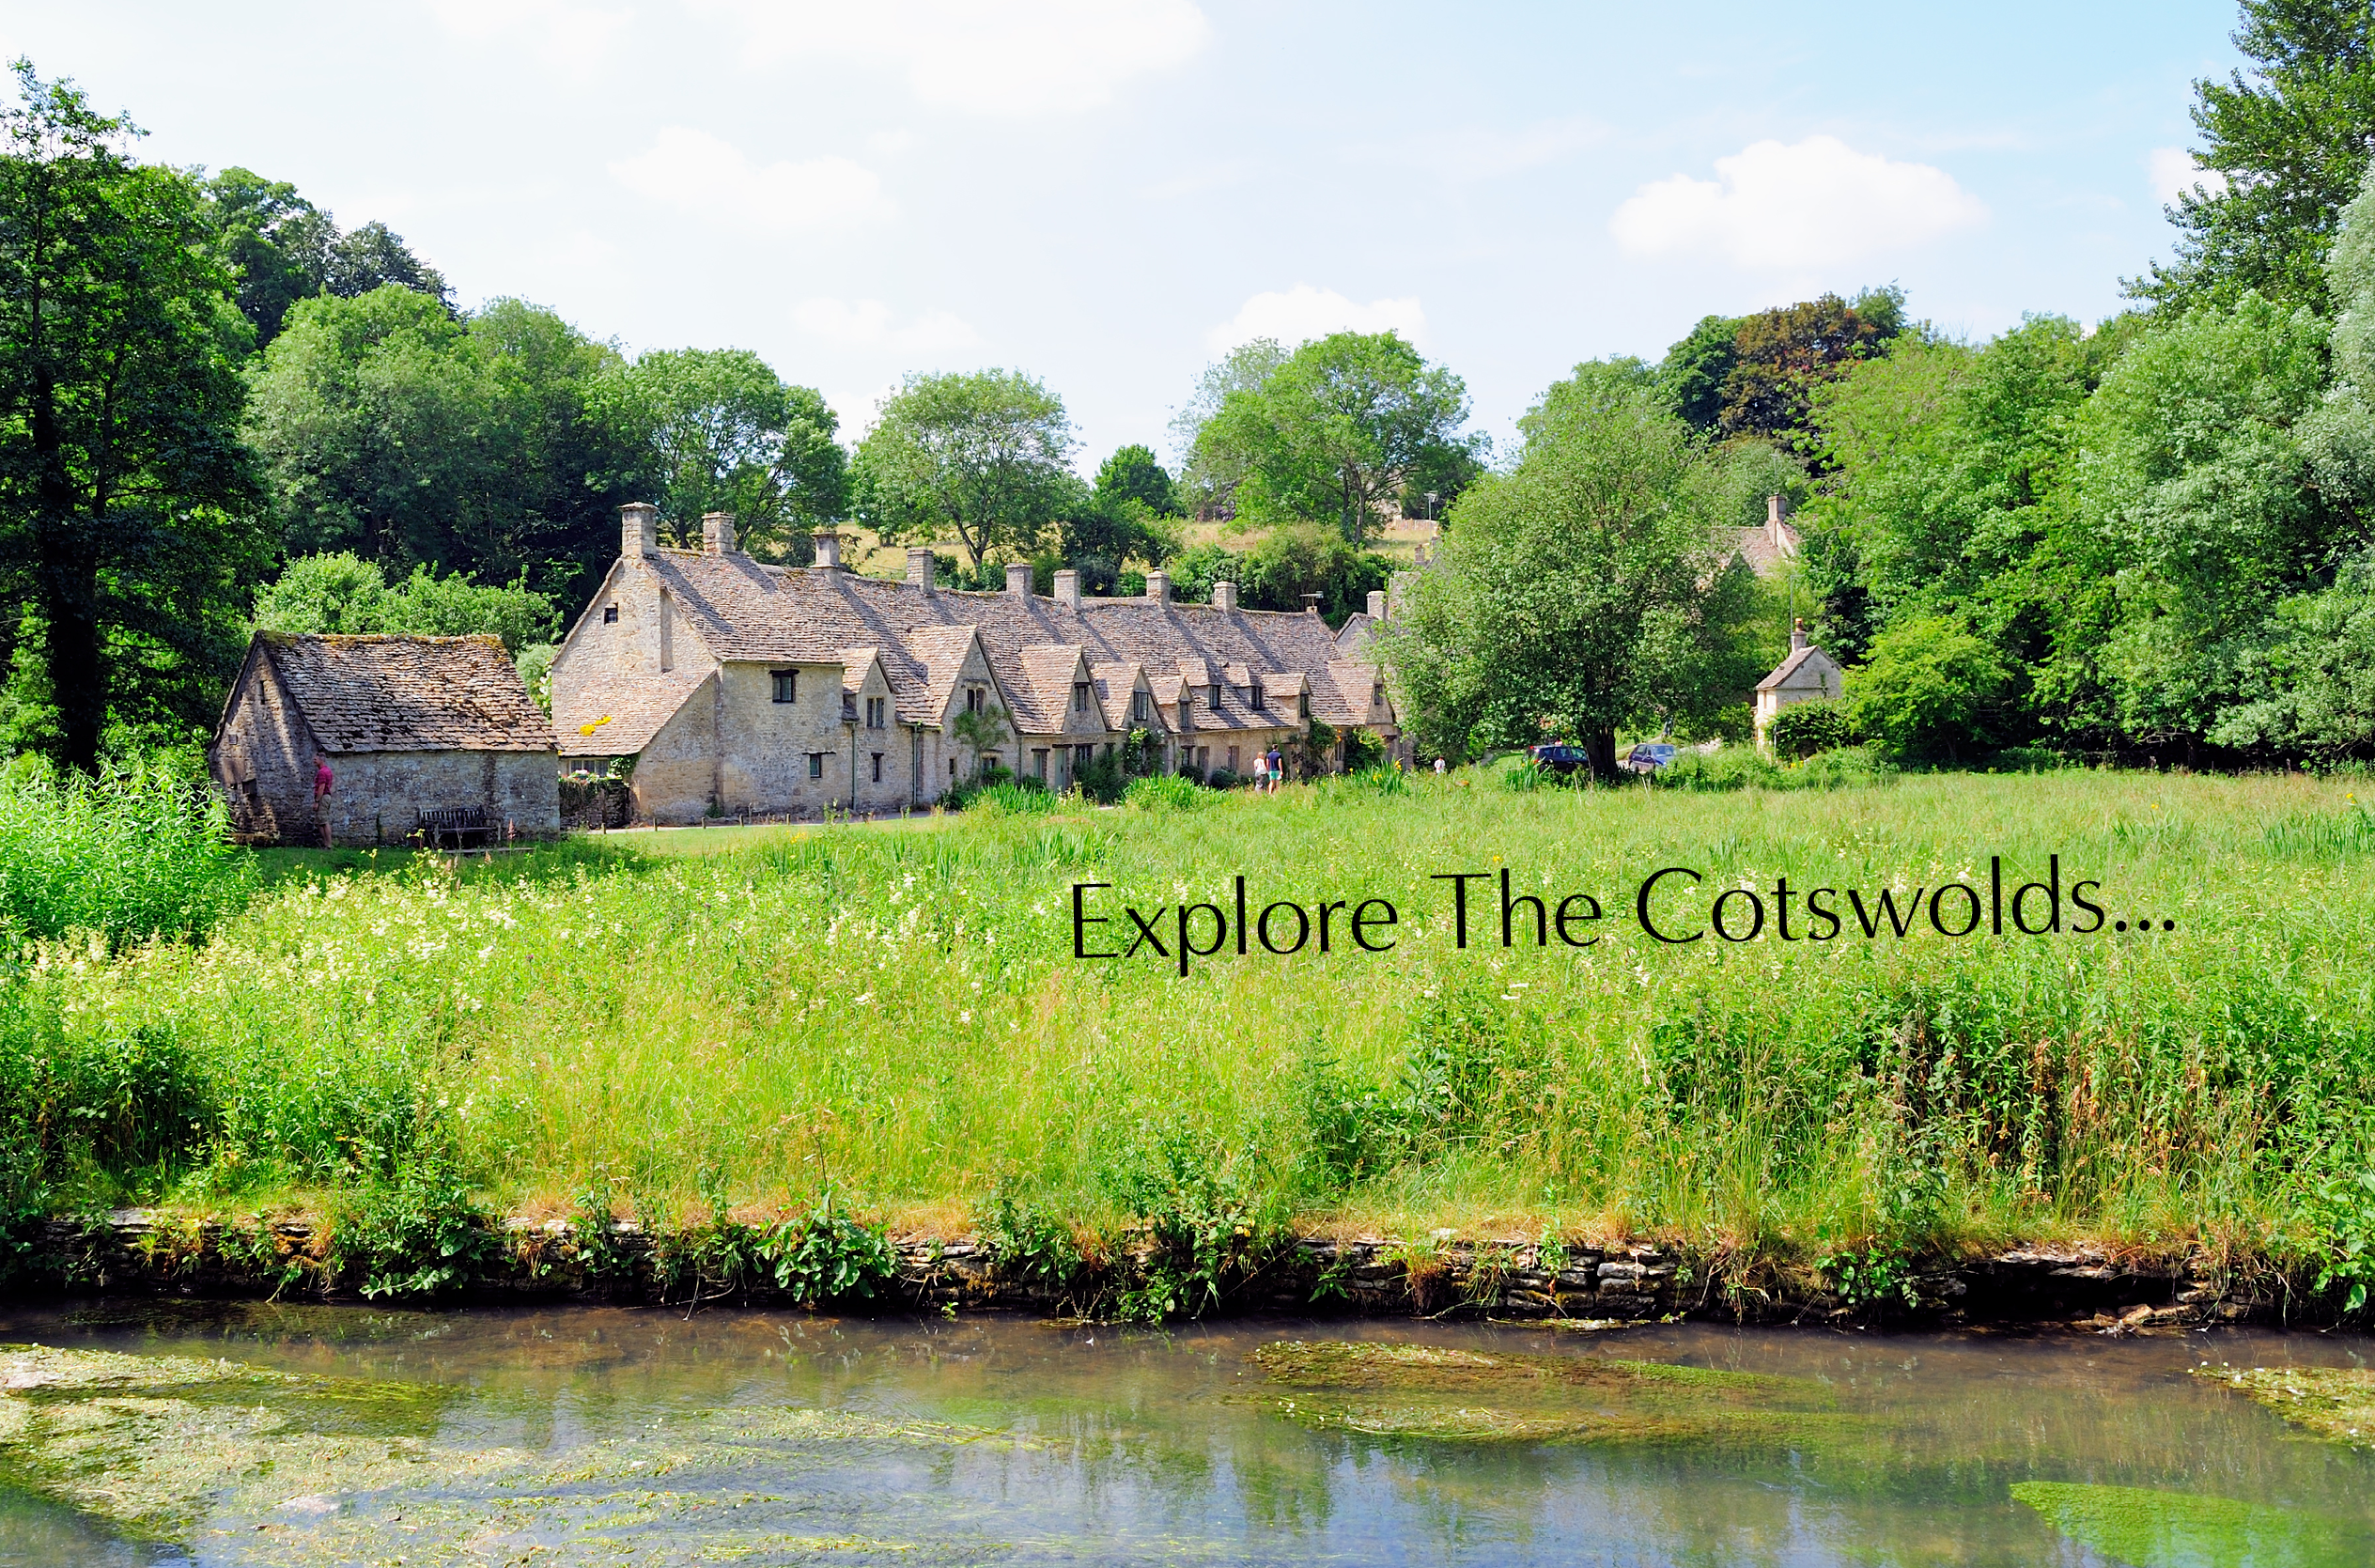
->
xmin=1622 ymin=742 xmax=1679 ymax=774
xmin=1528 ymin=743 xmax=1591 ymax=775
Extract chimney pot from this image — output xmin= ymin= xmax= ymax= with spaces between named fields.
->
xmin=1791 ymin=617 xmax=1808 ymax=653
xmin=1301 ymin=592 xmax=1321 ymax=614
xmin=906 ymin=547 xmax=936 ymax=593
xmin=1214 ymin=581 xmax=1238 ymax=613
xmin=812 ymin=530 xmax=843 ymax=570
xmin=1366 ymin=589 xmax=1387 ymax=621
xmin=1145 ymin=569 xmax=1171 ymax=603
xmin=1054 ymin=568 xmax=1080 ymax=610
xmin=1005 ymin=561 xmax=1034 ymax=598
xmin=621 ymin=502 xmax=658 ymax=558
xmin=701 ymin=511 xmax=736 ymax=554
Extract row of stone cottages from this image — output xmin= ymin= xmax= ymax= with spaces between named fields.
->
xmin=209 ymin=504 xmax=1407 ymax=846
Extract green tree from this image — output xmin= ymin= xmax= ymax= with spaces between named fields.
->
xmin=1845 ymin=615 xmax=2016 ymax=764
xmin=200 ymin=168 xmax=447 ymax=349
xmin=1720 ymin=288 xmax=1904 ymax=443
xmin=2133 ymin=0 xmax=2375 ymax=316
xmin=1171 ymin=337 xmax=1289 ymax=516
xmin=597 ymin=348 xmax=846 ymax=562
xmin=1239 ymin=522 xmax=1391 ymax=625
xmin=2065 ymin=292 xmax=2335 ymax=750
xmin=854 ymin=368 xmax=1075 ymax=570
xmin=1385 ymin=362 xmax=1764 ymax=776
xmin=1185 ymin=332 xmax=1485 ymax=543
xmin=1656 ymin=315 xmax=1742 ymax=430
xmin=253 ymin=551 xmax=558 ymax=655
xmin=0 ymin=63 xmax=264 ymax=771
xmin=1094 ymin=442 xmax=1181 ymax=515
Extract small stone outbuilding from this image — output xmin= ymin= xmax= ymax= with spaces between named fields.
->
xmin=210 ymin=632 xmax=559 ymax=846
xmin=1754 ymin=622 xmax=1844 ymax=750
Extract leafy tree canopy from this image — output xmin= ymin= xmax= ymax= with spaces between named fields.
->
xmin=1181 ymin=332 xmax=1486 ymax=542
xmin=1719 ymin=287 xmax=1906 ymax=443
xmin=2133 ymin=0 xmax=2375 ymax=315
xmin=200 ymin=166 xmax=447 ymax=349
xmin=0 ymin=61 xmax=265 ymax=770
xmin=853 ymin=368 xmax=1075 ymax=569
xmin=252 ymin=551 xmax=558 ymax=655
xmin=594 ymin=347 xmax=846 ymax=564
xmin=1384 ymin=361 xmax=1765 ymax=774
xmin=1094 ymin=442 xmax=1181 ymax=516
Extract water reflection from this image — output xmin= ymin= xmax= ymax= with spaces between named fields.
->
xmin=2 ymin=1301 xmax=2369 ymax=1566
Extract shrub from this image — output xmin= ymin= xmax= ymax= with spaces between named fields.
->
xmin=1121 ymin=775 xmax=1201 ymax=812
xmin=1650 ymin=747 xmax=1788 ymax=791
xmin=1074 ymin=751 xmax=1126 ymax=804
xmin=760 ymin=1188 xmax=901 ymax=1306
xmin=1793 ymin=744 xmax=1898 ymax=789
xmin=0 ymin=755 xmax=256 ymax=947
xmin=1767 ymin=700 xmax=1850 ymax=760
xmin=1343 ymin=728 xmax=1388 ymax=771
xmin=330 ymin=1151 xmax=501 ymax=1299
xmin=1207 ymin=768 xmax=1242 ymax=790
xmin=947 ymin=778 xmax=1055 ymax=815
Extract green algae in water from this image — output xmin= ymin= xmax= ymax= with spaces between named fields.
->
xmin=0 ymin=1342 xmax=1017 ymax=1561
xmin=2194 ymin=1366 xmax=2375 ymax=1451
xmin=2010 ymin=1481 xmax=2364 ymax=1568
xmin=1243 ymin=1340 xmax=1838 ymax=1447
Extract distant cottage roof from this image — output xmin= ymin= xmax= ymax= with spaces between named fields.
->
xmin=244 ymin=633 xmax=553 ymax=753
xmin=556 ymin=547 xmax=1390 ymax=751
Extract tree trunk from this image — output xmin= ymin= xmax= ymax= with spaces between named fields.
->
xmin=30 ymin=364 xmax=104 ymax=774
xmin=1585 ymin=726 xmax=1620 ymax=781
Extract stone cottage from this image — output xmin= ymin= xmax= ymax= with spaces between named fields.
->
xmin=548 ymin=505 xmax=1402 ymax=822
xmin=210 ymin=632 xmax=560 ymax=846
xmin=1754 ymin=622 xmax=1844 ymax=749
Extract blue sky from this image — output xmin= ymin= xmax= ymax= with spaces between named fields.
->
xmin=5 ymin=1 xmax=2245 ymax=467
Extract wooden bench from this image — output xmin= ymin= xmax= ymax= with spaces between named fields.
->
xmin=417 ymin=806 xmax=498 ymax=850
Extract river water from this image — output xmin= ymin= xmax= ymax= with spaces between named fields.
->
xmin=1 ymin=1302 xmax=2369 ymax=1566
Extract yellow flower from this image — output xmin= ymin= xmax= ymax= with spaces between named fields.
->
xmin=578 ymin=715 xmax=613 ymax=737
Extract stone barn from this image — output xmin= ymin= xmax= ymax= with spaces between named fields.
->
xmin=210 ymin=632 xmax=560 ymax=846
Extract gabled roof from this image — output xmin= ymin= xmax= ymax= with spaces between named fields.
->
xmin=556 ymin=668 xmax=707 ymax=757
xmin=1333 ymin=613 xmax=1377 ymax=656
xmin=1090 ymin=661 xmax=1156 ymax=733
xmin=1756 ymin=644 xmax=1842 ymax=692
xmin=241 ymin=633 xmax=553 ymax=754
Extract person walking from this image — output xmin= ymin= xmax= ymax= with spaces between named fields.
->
xmin=1265 ymin=747 xmax=1283 ymax=792
xmin=1250 ymin=751 xmax=1269 ymax=792
xmin=312 ymin=753 xmax=335 ymax=848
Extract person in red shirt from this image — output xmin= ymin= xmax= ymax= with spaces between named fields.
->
xmin=313 ymin=755 xmax=334 ymax=848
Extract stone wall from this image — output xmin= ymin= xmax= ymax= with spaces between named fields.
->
xmin=210 ymin=653 xmax=319 ymax=845
xmin=319 ymin=750 xmax=559 ymax=846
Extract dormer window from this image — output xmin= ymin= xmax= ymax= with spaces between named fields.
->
xmin=1073 ymin=681 xmax=1092 ymax=714
xmin=866 ymin=696 xmax=886 ymax=728
xmin=1208 ymin=685 xmax=1222 ymax=708
xmin=967 ymin=687 xmax=986 ymax=714
xmin=771 ymin=670 xmax=799 ymax=703
xmin=1130 ymin=691 xmax=1149 ymax=723
xmin=1250 ymin=686 xmax=1266 ymax=711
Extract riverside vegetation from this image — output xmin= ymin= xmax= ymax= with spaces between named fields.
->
xmin=1 ymin=760 xmax=2374 ymax=1322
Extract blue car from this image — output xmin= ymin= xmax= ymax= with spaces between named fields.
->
xmin=1622 ymin=742 xmax=1679 ymax=774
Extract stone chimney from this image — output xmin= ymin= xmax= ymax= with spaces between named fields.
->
xmin=1366 ymin=589 xmax=1387 ymax=621
xmin=812 ymin=530 xmax=843 ymax=569
xmin=1145 ymin=569 xmax=1171 ymax=603
xmin=1006 ymin=562 xmax=1034 ymax=598
xmin=1301 ymin=592 xmax=1321 ymax=614
xmin=622 ymin=502 xmax=658 ymax=558
xmin=907 ymin=548 xmax=936 ymax=593
xmin=1213 ymin=581 xmax=1238 ymax=613
xmin=1054 ymin=568 xmax=1080 ymax=610
xmin=702 ymin=511 xmax=736 ymax=554
xmin=1791 ymin=617 xmax=1808 ymax=653
xmin=1768 ymin=494 xmax=1793 ymax=556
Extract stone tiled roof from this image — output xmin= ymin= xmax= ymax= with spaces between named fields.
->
xmin=1756 ymin=645 xmax=1840 ymax=692
xmin=596 ymin=550 xmax=1394 ymax=740
xmin=1731 ymin=521 xmax=1801 ymax=578
xmin=556 ymin=667 xmax=707 ymax=757
xmin=252 ymin=633 xmax=553 ymax=754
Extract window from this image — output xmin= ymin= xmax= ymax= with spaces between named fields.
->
xmin=1208 ymin=685 xmax=1222 ymax=708
xmin=866 ymin=695 xmax=886 ymax=728
xmin=1298 ymin=693 xmax=1309 ymax=719
xmin=870 ymin=753 xmax=883 ymax=783
xmin=1228 ymin=747 xmax=1240 ymax=773
xmin=1073 ymin=681 xmax=1091 ymax=714
xmin=1032 ymin=749 xmax=1048 ymax=781
xmin=950 ymin=757 xmax=958 ymax=778
xmin=1250 ymin=685 xmax=1266 ymax=711
xmin=808 ymin=753 xmax=825 ymax=780
xmin=1131 ymin=691 xmax=1148 ymax=722
xmin=967 ymin=687 xmax=985 ymax=714
xmin=771 ymin=670 xmax=798 ymax=704
xmin=602 ymin=605 xmax=619 ymax=624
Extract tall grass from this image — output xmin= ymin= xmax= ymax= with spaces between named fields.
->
xmin=0 ymin=756 xmax=256 ymax=948
xmin=3 ymin=769 xmax=2373 ymax=1297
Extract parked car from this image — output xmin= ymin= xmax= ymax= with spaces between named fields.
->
xmin=1622 ymin=742 xmax=1679 ymax=774
xmin=1528 ymin=743 xmax=1590 ymax=775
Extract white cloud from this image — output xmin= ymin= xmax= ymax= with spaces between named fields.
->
xmin=1205 ymin=286 xmax=1426 ymax=354
xmin=696 ymin=0 xmax=1210 ymax=116
xmin=793 ymin=297 xmax=982 ymax=354
xmin=1610 ymin=135 xmax=1987 ymax=269
xmin=423 ymin=0 xmax=630 ymax=75
xmin=2148 ymin=146 xmax=2228 ymax=206
xmin=610 ymin=129 xmax=892 ymax=232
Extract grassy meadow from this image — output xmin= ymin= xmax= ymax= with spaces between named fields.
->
xmin=6 ymin=765 xmax=2375 ymax=1305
